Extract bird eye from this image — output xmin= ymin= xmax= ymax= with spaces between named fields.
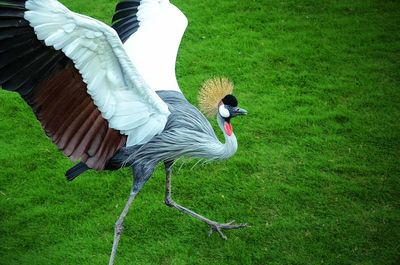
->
xmin=218 ymin=105 xmax=230 ymax=118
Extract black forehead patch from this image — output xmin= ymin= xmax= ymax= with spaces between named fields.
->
xmin=222 ymin=94 xmax=238 ymax=107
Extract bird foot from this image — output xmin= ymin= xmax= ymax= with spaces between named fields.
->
xmin=207 ymin=220 xmax=247 ymax=240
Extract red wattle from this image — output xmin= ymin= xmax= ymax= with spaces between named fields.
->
xmin=224 ymin=122 xmax=233 ymax=136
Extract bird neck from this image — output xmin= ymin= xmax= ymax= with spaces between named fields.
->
xmin=216 ymin=115 xmax=238 ymax=160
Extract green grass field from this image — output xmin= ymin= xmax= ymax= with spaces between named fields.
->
xmin=1 ymin=0 xmax=399 ymax=264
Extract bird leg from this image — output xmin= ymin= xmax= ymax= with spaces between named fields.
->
xmin=163 ymin=161 xmax=247 ymax=240
xmin=109 ymin=163 xmax=155 ymax=265
xmin=109 ymin=186 xmax=139 ymax=265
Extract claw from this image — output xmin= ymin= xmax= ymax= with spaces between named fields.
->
xmin=216 ymin=227 xmax=228 ymax=240
xmin=208 ymin=225 xmax=227 ymax=240
xmin=208 ymin=221 xmax=247 ymax=240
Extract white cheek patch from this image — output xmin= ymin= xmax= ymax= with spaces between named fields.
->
xmin=219 ymin=105 xmax=230 ymax=118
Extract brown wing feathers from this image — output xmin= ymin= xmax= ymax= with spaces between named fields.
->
xmin=0 ymin=1 xmax=127 ymax=170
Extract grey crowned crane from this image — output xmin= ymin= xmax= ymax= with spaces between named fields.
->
xmin=0 ymin=0 xmax=248 ymax=263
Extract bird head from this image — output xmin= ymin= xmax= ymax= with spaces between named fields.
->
xmin=217 ymin=94 xmax=247 ymax=136
xmin=218 ymin=94 xmax=247 ymax=121
xmin=198 ymin=77 xmax=247 ymax=135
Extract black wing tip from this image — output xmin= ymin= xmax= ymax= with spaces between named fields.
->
xmin=65 ymin=162 xmax=89 ymax=181
xmin=0 ymin=1 xmax=27 ymax=10
xmin=112 ymin=0 xmax=141 ymax=41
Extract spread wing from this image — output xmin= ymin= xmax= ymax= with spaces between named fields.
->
xmin=0 ymin=0 xmax=171 ymax=169
xmin=112 ymin=0 xmax=188 ymax=92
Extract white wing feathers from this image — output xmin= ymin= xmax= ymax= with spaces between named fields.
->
xmin=24 ymin=0 xmax=171 ymax=147
xmin=124 ymin=0 xmax=188 ymax=92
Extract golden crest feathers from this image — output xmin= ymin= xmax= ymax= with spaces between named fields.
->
xmin=198 ymin=77 xmax=234 ymax=117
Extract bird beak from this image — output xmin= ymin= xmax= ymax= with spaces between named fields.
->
xmin=231 ymin=107 xmax=247 ymax=117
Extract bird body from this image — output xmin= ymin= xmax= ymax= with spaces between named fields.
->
xmin=0 ymin=0 xmax=247 ymax=263
xmin=106 ymin=90 xmax=238 ymax=169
